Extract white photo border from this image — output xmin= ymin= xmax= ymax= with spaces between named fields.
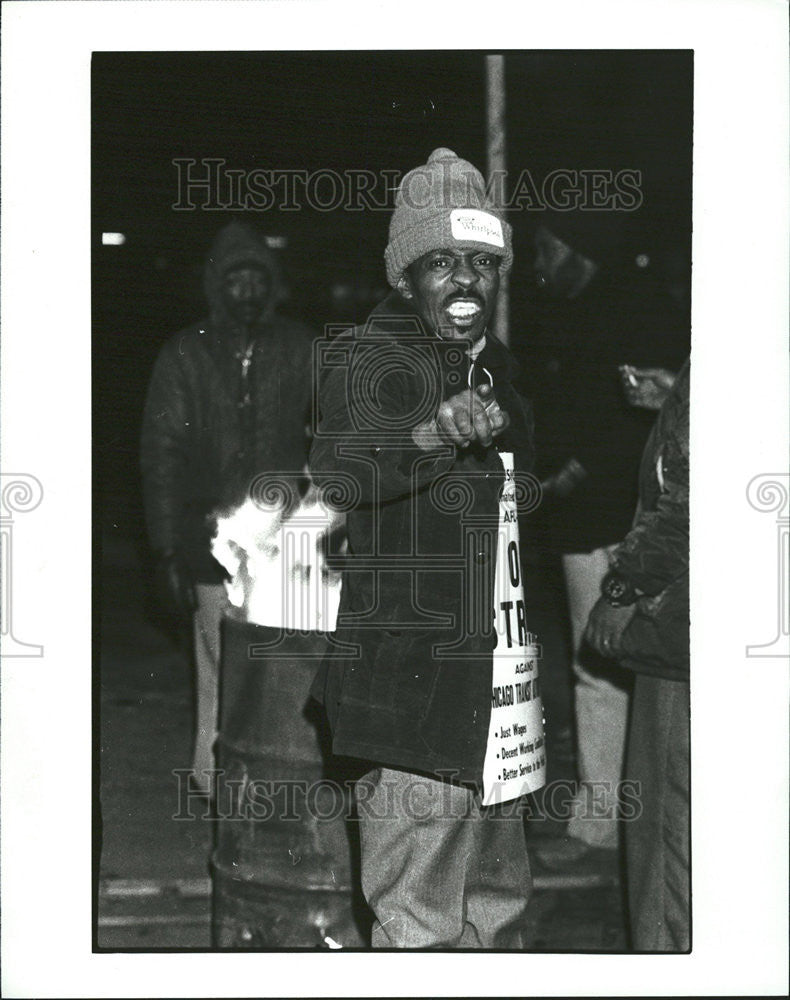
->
xmin=1 ymin=0 xmax=788 ymax=997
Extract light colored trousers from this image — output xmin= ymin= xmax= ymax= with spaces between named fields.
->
xmin=562 ymin=546 xmax=630 ymax=848
xmin=356 ymin=767 xmax=531 ymax=949
xmin=192 ymin=582 xmax=228 ymax=792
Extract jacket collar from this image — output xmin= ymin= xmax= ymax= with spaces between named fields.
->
xmin=365 ymin=290 xmax=519 ymax=383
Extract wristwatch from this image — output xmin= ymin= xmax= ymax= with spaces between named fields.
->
xmin=600 ymin=570 xmax=638 ymax=608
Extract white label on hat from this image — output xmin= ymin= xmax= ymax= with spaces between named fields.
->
xmin=450 ymin=209 xmax=504 ymax=248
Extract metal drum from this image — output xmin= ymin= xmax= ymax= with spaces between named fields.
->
xmin=211 ymin=617 xmax=368 ymax=947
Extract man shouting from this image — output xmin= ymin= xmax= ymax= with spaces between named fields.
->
xmin=310 ymin=148 xmax=542 ymax=948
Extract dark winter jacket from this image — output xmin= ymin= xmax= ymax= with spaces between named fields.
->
xmin=616 ymin=357 xmax=690 ymax=680
xmin=309 ymin=291 xmax=535 ymax=785
xmin=140 ymin=223 xmax=316 ymax=580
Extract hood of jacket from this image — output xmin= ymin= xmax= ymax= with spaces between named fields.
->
xmin=203 ymin=221 xmax=284 ymax=329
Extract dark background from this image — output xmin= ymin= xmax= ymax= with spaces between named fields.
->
xmin=93 ymin=50 xmax=693 ymax=538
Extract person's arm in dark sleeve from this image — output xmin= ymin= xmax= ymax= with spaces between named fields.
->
xmin=612 ymin=476 xmax=688 ymax=595
xmin=610 ymin=376 xmax=690 ymax=595
xmin=309 ymin=344 xmax=456 ymax=504
xmin=140 ymin=340 xmax=193 ymax=557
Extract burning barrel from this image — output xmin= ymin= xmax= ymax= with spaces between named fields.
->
xmin=211 ymin=618 xmax=367 ymax=947
xmin=209 ymin=480 xmax=366 ymax=947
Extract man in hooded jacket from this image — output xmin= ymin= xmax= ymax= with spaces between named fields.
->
xmin=141 ymin=221 xmax=315 ymax=793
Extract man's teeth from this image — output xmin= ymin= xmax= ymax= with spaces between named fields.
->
xmin=446 ymin=301 xmax=481 ymax=319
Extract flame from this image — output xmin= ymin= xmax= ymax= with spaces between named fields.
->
xmin=211 ymin=477 xmax=345 ymax=632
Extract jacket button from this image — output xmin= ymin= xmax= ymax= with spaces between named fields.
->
xmin=474 ymin=550 xmax=489 ymax=565
xmin=370 ymin=445 xmax=381 ymax=456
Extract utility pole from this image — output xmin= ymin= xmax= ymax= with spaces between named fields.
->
xmin=486 ymin=54 xmax=508 ymax=346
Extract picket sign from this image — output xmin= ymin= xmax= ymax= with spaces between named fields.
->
xmin=481 ymin=451 xmax=547 ymax=806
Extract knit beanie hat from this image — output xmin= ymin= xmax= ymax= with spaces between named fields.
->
xmin=384 ymin=148 xmax=513 ymax=287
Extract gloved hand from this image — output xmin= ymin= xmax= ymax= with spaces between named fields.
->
xmin=153 ymin=550 xmax=196 ymax=618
